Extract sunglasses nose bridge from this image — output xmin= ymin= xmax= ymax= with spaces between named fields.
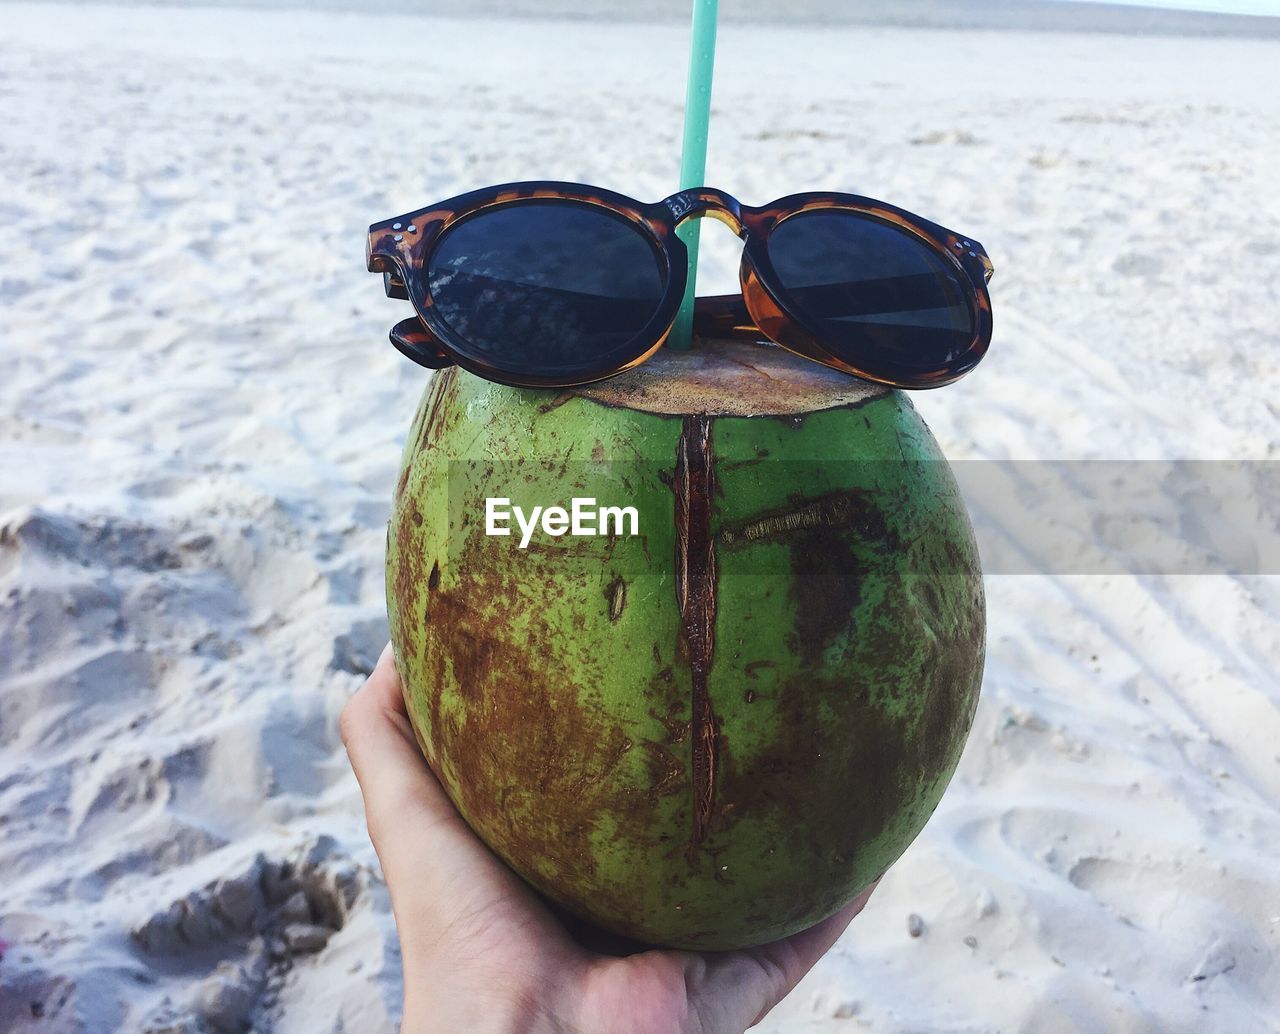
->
xmin=663 ymin=188 xmax=746 ymax=238
xmin=696 ymin=208 xmax=747 ymax=238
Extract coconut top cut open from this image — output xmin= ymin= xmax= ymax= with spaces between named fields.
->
xmin=572 ymin=338 xmax=889 ymax=418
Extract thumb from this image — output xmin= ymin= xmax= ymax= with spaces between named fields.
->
xmin=339 ymin=644 xmax=538 ymax=952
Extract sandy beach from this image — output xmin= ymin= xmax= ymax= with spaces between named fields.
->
xmin=1 ymin=2 xmax=1278 ymax=1030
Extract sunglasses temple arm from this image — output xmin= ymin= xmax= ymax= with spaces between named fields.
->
xmin=692 ymin=294 xmax=763 ymax=341
xmin=691 ymin=271 xmax=957 ymax=344
xmin=384 ymin=272 xmax=410 ymax=300
xmin=389 ymin=317 xmax=455 ymax=370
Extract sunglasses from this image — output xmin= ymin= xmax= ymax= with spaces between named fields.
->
xmin=366 ymin=181 xmax=993 ymax=390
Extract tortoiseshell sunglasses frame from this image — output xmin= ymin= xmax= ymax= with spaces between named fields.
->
xmin=367 ymin=181 xmax=993 ymax=390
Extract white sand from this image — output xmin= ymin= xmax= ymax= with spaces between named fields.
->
xmin=1 ymin=4 xmax=1278 ymax=1031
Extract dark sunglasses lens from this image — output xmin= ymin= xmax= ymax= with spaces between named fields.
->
xmin=427 ymin=201 xmax=667 ymax=381
xmin=767 ymin=210 xmax=975 ymax=376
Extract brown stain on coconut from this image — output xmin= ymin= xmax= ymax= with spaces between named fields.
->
xmin=394 ymin=443 xmax=704 ymax=939
xmin=392 ymin=499 xmax=425 ymax=648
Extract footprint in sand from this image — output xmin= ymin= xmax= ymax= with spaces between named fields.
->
xmin=130 ymin=837 xmax=367 ymax=1034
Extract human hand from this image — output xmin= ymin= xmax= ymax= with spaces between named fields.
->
xmin=341 ymin=644 xmax=880 ymax=1034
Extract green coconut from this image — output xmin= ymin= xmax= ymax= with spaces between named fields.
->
xmin=387 ymin=338 xmax=984 ymax=951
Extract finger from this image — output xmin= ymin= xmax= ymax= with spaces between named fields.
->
xmin=685 ymin=878 xmax=882 ymax=1033
xmin=757 ymin=877 xmax=881 ymax=980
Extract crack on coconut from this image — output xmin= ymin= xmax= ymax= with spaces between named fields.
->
xmin=720 ymin=354 xmax=784 ymax=384
xmin=398 ymin=368 xmax=457 ymax=503
xmin=717 ymin=490 xmax=888 ymax=548
xmin=606 ymin=574 xmax=627 ymax=623
xmin=673 ymin=415 xmax=720 ymax=862
xmin=537 ymin=390 xmax=577 ymax=415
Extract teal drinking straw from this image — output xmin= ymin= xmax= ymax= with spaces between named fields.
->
xmin=668 ymin=0 xmax=719 ymax=351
